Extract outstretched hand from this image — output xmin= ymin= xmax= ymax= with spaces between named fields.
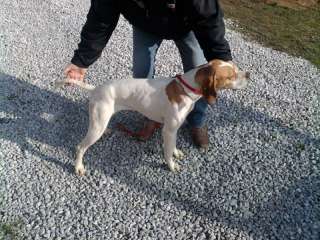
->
xmin=64 ymin=63 xmax=87 ymax=84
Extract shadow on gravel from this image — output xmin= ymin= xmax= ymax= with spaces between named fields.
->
xmin=242 ymin=175 xmax=320 ymax=239
xmin=1 ymin=73 xmax=319 ymax=239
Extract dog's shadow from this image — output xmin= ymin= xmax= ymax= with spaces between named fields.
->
xmin=1 ymin=73 xmax=319 ymax=239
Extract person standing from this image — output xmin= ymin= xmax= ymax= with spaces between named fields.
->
xmin=64 ymin=0 xmax=233 ymax=148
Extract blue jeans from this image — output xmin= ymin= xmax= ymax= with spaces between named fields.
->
xmin=132 ymin=27 xmax=208 ymax=128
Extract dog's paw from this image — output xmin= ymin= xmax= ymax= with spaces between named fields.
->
xmin=173 ymin=149 xmax=184 ymax=160
xmin=75 ymin=164 xmax=86 ymax=176
xmin=168 ymin=161 xmax=181 ymax=173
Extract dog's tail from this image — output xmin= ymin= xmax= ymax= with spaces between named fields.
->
xmin=55 ymin=78 xmax=95 ymax=91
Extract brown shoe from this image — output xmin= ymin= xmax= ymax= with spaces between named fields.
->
xmin=191 ymin=126 xmax=209 ymax=149
xmin=138 ymin=120 xmax=161 ymax=141
xmin=117 ymin=120 xmax=161 ymax=141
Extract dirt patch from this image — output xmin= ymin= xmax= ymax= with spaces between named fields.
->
xmin=265 ymin=0 xmax=319 ymax=9
xmin=221 ymin=0 xmax=320 ymax=67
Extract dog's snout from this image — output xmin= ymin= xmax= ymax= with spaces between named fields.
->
xmin=245 ymin=71 xmax=250 ymax=79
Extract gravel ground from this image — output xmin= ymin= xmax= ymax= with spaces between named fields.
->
xmin=1 ymin=0 xmax=320 ymax=239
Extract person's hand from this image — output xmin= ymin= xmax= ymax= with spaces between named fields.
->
xmin=64 ymin=63 xmax=87 ymax=83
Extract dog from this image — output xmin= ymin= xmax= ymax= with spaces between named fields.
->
xmin=55 ymin=59 xmax=250 ymax=175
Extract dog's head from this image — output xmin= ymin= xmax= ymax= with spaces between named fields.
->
xmin=195 ymin=60 xmax=250 ymax=104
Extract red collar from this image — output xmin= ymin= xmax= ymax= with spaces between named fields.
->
xmin=176 ymin=74 xmax=202 ymax=95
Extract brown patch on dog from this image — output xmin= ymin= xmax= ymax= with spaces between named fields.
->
xmin=210 ymin=60 xmax=237 ymax=89
xmin=166 ymin=80 xmax=188 ymax=104
xmin=195 ymin=64 xmax=217 ymax=104
xmin=194 ymin=60 xmax=239 ymax=104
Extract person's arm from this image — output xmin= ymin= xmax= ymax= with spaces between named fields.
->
xmin=191 ymin=0 xmax=232 ymax=62
xmin=71 ymin=0 xmax=120 ymax=68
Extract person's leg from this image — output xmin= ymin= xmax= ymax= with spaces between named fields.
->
xmin=175 ymin=32 xmax=209 ymax=148
xmin=132 ymin=26 xmax=162 ymax=78
xmin=174 ymin=31 xmax=208 ymax=128
xmin=123 ymin=26 xmax=162 ymax=140
xmin=175 ymin=31 xmax=206 ymax=73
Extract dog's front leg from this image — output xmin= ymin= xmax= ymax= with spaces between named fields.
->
xmin=75 ymin=145 xmax=86 ymax=176
xmin=173 ymin=148 xmax=184 ymax=159
xmin=162 ymin=126 xmax=180 ymax=172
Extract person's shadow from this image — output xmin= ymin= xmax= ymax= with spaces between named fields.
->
xmin=1 ymin=72 xmax=319 ymax=239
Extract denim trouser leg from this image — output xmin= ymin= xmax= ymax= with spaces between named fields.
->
xmin=132 ymin=28 xmax=208 ymax=128
xmin=175 ymin=32 xmax=208 ymax=128
xmin=132 ymin=27 xmax=162 ymax=78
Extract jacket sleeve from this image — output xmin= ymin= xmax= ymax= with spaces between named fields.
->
xmin=71 ymin=0 xmax=120 ymax=68
xmin=191 ymin=0 xmax=232 ymax=62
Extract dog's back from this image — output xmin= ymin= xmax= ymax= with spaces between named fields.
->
xmin=92 ymin=77 xmax=173 ymax=122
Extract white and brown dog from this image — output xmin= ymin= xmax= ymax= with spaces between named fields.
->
xmin=56 ymin=60 xmax=249 ymax=175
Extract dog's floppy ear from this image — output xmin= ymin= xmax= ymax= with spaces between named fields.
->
xmin=195 ymin=65 xmax=217 ymax=104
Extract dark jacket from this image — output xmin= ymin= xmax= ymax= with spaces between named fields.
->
xmin=71 ymin=0 xmax=232 ymax=68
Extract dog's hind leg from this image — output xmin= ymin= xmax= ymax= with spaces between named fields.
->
xmin=75 ymin=101 xmax=113 ymax=176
